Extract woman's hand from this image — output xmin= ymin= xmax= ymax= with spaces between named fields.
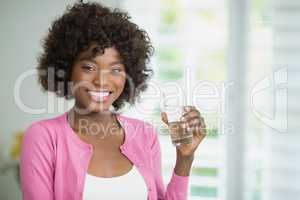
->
xmin=161 ymin=106 xmax=206 ymax=176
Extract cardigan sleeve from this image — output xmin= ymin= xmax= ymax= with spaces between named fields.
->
xmin=148 ymin=123 xmax=189 ymax=200
xmin=20 ymin=122 xmax=55 ymax=200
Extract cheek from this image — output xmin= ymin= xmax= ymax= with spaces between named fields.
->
xmin=70 ymin=77 xmax=91 ymax=98
xmin=115 ymin=74 xmax=126 ymax=90
xmin=70 ymin=71 xmax=93 ymax=93
xmin=72 ymin=86 xmax=87 ymax=101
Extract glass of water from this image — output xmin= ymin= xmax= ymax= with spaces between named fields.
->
xmin=162 ymin=91 xmax=193 ymax=146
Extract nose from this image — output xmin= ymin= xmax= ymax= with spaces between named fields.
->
xmin=93 ymin=69 xmax=110 ymax=86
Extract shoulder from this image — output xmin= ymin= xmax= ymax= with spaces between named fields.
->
xmin=23 ymin=113 xmax=65 ymax=146
xmin=20 ymin=115 xmax=64 ymax=168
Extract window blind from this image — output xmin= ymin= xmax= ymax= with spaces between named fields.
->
xmin=261 ymin=0 xmax=300 ymax=199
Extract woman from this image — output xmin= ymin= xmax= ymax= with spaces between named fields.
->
xmin=20 ymin=2 xmax=206 ymax=200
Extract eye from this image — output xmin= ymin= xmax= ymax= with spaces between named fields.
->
xmin=82 ymin=65 xmax=95 ymax=71
xmin=111 ymin=68 xmax=123 ymax=74
xmin=112 ymin=68 xmax=121 ymax=72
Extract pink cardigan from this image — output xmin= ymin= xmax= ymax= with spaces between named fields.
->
xmin=20 ymin=111 xmax=189 ymax=200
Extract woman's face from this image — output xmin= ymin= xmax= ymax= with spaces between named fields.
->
xmin=70 ymin=46 xmax=126 ymax=113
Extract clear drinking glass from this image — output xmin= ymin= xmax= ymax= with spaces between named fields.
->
xmin=162 ymin=91 xmax=193 ymax=146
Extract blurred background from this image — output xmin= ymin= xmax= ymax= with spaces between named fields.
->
xmin=0 ymin=0 xmax=298 ymax=199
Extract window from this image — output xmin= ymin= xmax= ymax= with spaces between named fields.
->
xmin=122 ymin=0 xmax=227 ymax=199
xmin=121 ymin=0 xmax=298 ymax=199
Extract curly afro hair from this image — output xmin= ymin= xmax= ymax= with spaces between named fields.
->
xmin=37 ymin=1 xmax=154 ymax=111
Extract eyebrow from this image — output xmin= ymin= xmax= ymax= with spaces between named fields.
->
xmin=78 ymin=56 xmax=124 ymax=67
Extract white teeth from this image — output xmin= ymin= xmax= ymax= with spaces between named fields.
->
xmin=88 ymin=91 xmax=110 ymax=97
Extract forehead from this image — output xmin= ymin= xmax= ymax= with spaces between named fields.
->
xmin=76 ymin=44 xmax=122 ymax=62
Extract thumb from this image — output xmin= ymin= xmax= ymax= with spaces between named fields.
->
xmin=161 ymin=112 xmax=169 ymax=126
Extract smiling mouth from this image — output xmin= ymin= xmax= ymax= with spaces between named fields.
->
xmin=87 ymin=90 xmax=113 ymax=102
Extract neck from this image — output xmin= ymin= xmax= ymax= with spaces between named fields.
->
xmin=67 ymin=106 xmax=120 ymax=138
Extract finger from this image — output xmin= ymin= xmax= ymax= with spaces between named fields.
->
xmin=187 ymin=118 xmax=201 ymax=133
xmin=200 ymin=116 xmax=207 ymax=135
xmin=187 ymin=117 xmax=201 ymax=127
xmin=161 ymin=112 xmax=169 ymax=126
xmin=183 ymin=105 xmax=198 ymax=113
xmin=194 ymin=129 xmax=206 ymax=144
xmin=182 ymin=106 xmax=200 ymax=120
xmin=180 ymin=110 xmax=200 ymax=122
xmin=187 ymin=117 xmax=207 ymax=134
xmin=191 ymin=126 xmax=206 ymax=145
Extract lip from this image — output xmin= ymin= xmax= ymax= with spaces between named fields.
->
xmin=87 ymin=89 xmax=113 ymax=92
xmin=86 ymin=88 xmax=114 ymax=94
xmin=87 ymin=90 xmax=113 ymax=102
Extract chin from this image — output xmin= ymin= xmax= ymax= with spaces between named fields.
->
xmin=87 ymin=97 xmax=118 ymax=113
xmin=87 ymin=101 xmax=109 ymax=113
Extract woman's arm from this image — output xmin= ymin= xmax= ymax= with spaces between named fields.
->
xmin=149 ymin=126 xmax=190 ymax=200
xmin=151 ymin=105 xmax=207 ymax=199
xmin=20 ymin=122 xmax=55 ymax=200
xmin=174 ymin=149 xmax=194 ymax=176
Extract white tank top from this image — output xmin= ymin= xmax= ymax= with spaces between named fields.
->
xmin=82 ymin=165 xmax=148 ymax=199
